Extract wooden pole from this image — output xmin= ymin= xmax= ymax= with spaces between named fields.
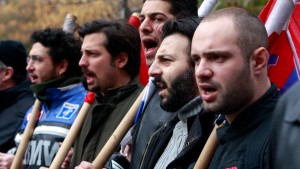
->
xmin=92 ymin=89 xmax=145 ymax=169
xmin=193 ymin=122 xmax=224 ymax=169
xmin=49 ymin=92 xmax=95 ymax=169
xmin=62 ymin=13 xmax=78 ymax=34
xmin=10 ymin=99 xmax=42 ymax=169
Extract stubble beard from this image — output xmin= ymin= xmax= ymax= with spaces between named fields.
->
xmin=204 ymin=64 xmax=254 ymax=115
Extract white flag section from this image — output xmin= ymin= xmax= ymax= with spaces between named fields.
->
xmin=259 ymin=0 xmax=300 ymax=93
xmin=264 ymin=0 xmax=295 ymax=35
xmin=198 ymin=0 xmax=218 ymax=18
xmin=134 ymin=77 xmax=155 ymax=124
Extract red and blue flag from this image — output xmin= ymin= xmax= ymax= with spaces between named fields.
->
xmin=259 ymin=0 xmax=300 ymax=93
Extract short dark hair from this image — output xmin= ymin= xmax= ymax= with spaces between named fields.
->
xmin=203 ymin=8 xmax=269 ymax=61
xmin=78 ymin=19 xmax=141 ymax=78
xmin=143 ymin=0 xmax=198 ymax=18
xmin=30 ymin=28 xmax=82 ymax=77
xmin=162 ymin=17 xmax=202 ymax=66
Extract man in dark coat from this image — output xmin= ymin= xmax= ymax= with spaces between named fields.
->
xmin=192 ymin=8 xmax=280 ymax=169
xmin=0 ymin=40 xmax=34 ymax=153
xmin=139 ymin=17 xmax=214 ymax=169
xmin=71 ymin=19 xmax=144 ymax=168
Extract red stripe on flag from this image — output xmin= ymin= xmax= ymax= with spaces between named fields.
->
xmin=259 ymin=0 xmax=300 ymax=91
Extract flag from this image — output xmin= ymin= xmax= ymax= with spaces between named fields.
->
xmin=128 ymin=14 xmax=149 ymax=86
xmin=198 ymin=0 xmax=218 ymax=18
xmin=259 ymin=0 xmax=300 ymax=93
xmin=134 ymin=77 xmax=155 ymax=124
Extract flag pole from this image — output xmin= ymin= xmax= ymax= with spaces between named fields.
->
xmin=49 ymin=92 xmax=95 ymax=169
xmin=197 ymin=0 xmax=218 ymax=18
xmin=92 ymin=89 xmax=145 ymax=168
xmin=10 ymin=99 xmax=42 ymax=169
xmin=193 ymin=122 xmax=224 ymax=169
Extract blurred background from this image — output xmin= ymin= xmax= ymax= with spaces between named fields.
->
xmin=0 ymin=0 xmax=268 ymax=48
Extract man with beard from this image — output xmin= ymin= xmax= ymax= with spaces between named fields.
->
xmin=125 ymin=1 xmax=200 ymax=168
xmin=70 ymin=19 xmax=144 ymax=168
xmin=192 ymin=8 xmax=280 ymax=168
xmin=137 ymin=17 xmax=214 ymax=169
xmin=0 ymin=28 xmax=87 ymax=169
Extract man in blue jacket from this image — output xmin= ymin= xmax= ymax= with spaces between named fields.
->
xmin=0 ymin=28 xmax=87 ymax=169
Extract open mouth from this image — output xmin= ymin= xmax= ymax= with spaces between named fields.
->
xmin=28 ymin=74 xmax=38 ymax=83
xmin=156 ymin=81 xmax=167 ymax=97
xmin=199 ymin=84 xmax=217 ymax=102
xmin=142 ymin=38 xmax=159 ymax=59
xmin=82 ymin=70 xmax=96 ymax=85
xmin=156 ymin=82 xmax=167 ymax=90
xmin=143 ymin=39 xmax=158 ymax=52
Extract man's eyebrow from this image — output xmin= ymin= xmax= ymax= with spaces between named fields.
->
xmin=141 ymin=12 xmax=168 ymax=17
xmin=29 ymin=54 xmax=41 ymax=58
xmin=202 ymin=50 xmax=231 ymax=56
xmin=81 ymin=48 xmax=96 ymax=52
xmin=157 ymin=53 xmax=174 ymax=59
xmin=150 ymin=12 xmax=167 ymax=16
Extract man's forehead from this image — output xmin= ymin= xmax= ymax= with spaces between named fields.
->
xmin=141 ymin=0 xmax=173 ymax=16
xmin=29 ymin=43 xmax=49 ymax=54
xmin=157 ymin=34 xmax=188 ymax=55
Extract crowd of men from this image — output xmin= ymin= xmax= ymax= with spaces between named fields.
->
xmin=0 ymin=0 xmax=299 ymax=169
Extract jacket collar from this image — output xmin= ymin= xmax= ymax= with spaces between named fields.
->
xmin=0 ymin=80 xmax=32 ymax=108
xmin=31 ymin=76 xmax=82 ymax=101
xmin=95 ymin=76 xmax=140 ymax=104
xmin=217 ymin=83 xmax=280 ymax=142
xmin=178 ymin=96 xmax=203 ymax=123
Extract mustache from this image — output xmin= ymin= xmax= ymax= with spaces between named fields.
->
xmin=153 ymin=77 xmax=167 ymax=86
xmin=27 ymin=72 xmax=36 ymax=77
xmin=81 ymin=68 xmax=94 ymax=75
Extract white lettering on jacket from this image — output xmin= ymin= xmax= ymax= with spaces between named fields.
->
xmin=24 ymin=140 xmax=59 ymax=166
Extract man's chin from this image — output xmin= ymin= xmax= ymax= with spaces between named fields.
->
xmin=160 ymin=99 xmax=177 ymax=113
xmin=87 ymin=85 xmax=101 ymax=93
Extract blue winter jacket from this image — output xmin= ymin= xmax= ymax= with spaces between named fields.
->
xmin=10 ymin=83 xmax=87 ymax=169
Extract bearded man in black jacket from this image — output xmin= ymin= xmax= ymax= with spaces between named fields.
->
xmin=139 ymin=17 xmax=215 ymax=169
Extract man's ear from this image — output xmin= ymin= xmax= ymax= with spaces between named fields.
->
xmin=251 ymin=47 xmax=269 ymax=75
xmin=56 ymin=59 xmax=68 ymax=76
xmin=1 ymin=67 xmax=14 ymax=81
xmin=115 ymin=52 xmax=129 ymax=69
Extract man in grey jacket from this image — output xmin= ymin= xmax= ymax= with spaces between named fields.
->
xmin=271 ymin=81 xmax=300 ymax=169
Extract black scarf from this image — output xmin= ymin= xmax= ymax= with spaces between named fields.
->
xmin=31 ymin=76 xmax=82 ymax=101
